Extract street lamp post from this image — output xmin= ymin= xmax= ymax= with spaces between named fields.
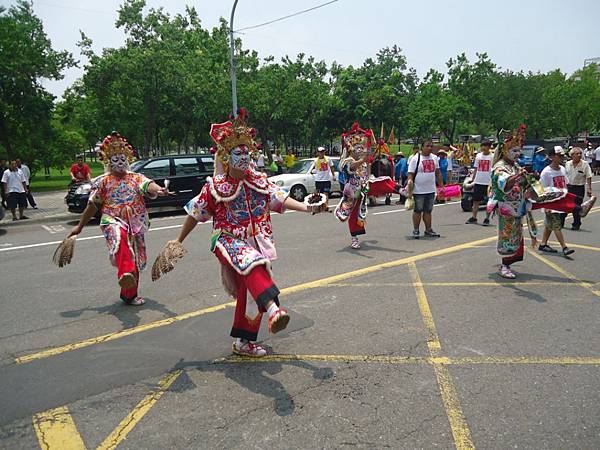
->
xmin=229 ymin=0 xmax=239 ymax=118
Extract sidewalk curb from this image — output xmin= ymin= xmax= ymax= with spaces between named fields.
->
xmin=0 ymin=212 xmax=76 ymax=227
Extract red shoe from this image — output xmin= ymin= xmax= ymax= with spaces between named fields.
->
xmin=232 ymin=341 xmax=267 ymax=357
xmin=268 ymin=307 xmax=290 ymax=334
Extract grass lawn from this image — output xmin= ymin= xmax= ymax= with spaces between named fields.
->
xmin=30 ymin=161 xmax=104 ymax=192
xmin=388 ymin=144 xmax=415 ymax=156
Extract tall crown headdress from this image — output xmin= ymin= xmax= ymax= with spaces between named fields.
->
xmin=98 ymin=132 xmax=136 ymax=166
xmin=341 ymin=122 xmax=374 ymax=152
xmin=502 ymin=124 xmax=526 ymax=155
xmin=209 ymin=108 xmax=259 ymax=175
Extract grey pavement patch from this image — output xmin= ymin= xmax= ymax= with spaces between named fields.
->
xmin=0 ymin=307 xmax=312 ymax=426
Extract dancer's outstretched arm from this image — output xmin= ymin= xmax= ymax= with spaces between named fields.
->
xmin=177 ymin=215 xmax=198 ymax=243
xmin=68 ymin=202 xmax=98 ymax=237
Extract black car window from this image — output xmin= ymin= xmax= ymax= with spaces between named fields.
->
xmin=141 ymin=159 xmax=171 ymax=179
xmin=174 ymin=157 xmax=200 ymax=176
xmin=200 ymin=157 xmax=214 ymax=173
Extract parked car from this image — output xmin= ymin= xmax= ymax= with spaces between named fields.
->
xmin=65 ymin=155 xmax=214 ymax=214
xmin=269 ymin=157 xmax=341 ymax=201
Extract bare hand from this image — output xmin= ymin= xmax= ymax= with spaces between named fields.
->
xmin=157 ymin=187 xmax=169 ymax=197
xmin=67 ymin=225 xmax=83 ymax=238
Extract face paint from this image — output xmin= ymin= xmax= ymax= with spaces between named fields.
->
xmin=354 ymin=144 xmax=368 ymax=159
xmin=230 ymin=145 xmax=250 ymax=170
xmin=110 ymin=153 xmax=129 ymax=174
xmin=506 ymin=147 xmax=521 ymax=162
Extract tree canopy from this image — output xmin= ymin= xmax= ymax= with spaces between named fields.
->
xmin=1 ymin=0 xmax=599 ymax=168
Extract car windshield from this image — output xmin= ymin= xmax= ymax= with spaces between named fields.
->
xmin=130 ymin=160 xmax=146 ymax=172
xmin=288 ymin=159 xmax=313 ymax=174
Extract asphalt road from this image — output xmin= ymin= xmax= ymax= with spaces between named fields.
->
xmin=1 ymin=184 xmax=600 ymax=450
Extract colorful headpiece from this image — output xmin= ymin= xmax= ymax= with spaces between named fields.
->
xmin=98 ymin=132 xmax=136 ymax=166
xmin=341 ymin=122 xmax=374 ymax=152
xmin=210 ymin=108 xmax=258 ymax=155
xmin=502 ymin=124 xmax=526 ymax=155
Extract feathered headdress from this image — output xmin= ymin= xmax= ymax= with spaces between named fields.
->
xmin=209 ymin=108 xmax=258 ymax=175
xmin=341 ymin=122 xmax=374 ymax=152
xmin=98 ymin=132 xmax=136 ymax=166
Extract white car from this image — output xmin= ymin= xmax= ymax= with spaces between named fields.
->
xmin=269 ymin=157 xmax=342 ymax=201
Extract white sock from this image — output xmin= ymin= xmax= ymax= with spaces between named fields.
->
xmin=267 ymin=302 xmax=279 ymax=317
xmin=236 ymin=338 xmax=246 ymax=347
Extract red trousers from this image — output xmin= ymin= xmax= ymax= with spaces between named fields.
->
xmin=115 ymin=227 xmax=138 ymax=302
xmin=216 ymin=249 xmax=280 ymax=341
xmin=349 ymin=201 xmax=365 ymax=236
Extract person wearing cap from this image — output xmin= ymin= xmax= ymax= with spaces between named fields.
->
xmin=564 ymin=147 xmax=593 ymax=230
xmin=538 ymin=147 xmax=575 ymax=256
xmin=466 ymin=140 xmax=494 ymax=225
xmin=313 ymin=146 xmax=335 ymax=200
xmin=532 ymin=146 xmax=549 ymax=176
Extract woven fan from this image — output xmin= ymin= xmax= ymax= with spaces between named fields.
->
xmin=52 ymin=236 xmax=77 ymax=268
xmin=151 ymin=240 xmax=188 ymax=281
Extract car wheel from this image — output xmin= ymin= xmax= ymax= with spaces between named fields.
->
xmin=290 ymin=184 xmax=307 ymax=201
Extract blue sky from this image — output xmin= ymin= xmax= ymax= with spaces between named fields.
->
xmin=3 ymin=0 xmax=599 ymax=98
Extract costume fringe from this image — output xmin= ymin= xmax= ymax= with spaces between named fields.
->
xmin=52 ymin=236 xmax=77 ymax=267
xmin=151 ymin=240 xmax=187 ymax=281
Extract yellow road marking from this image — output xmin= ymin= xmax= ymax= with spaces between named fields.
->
xmin=408 ymin=262 xmax=475 ymax=450
xmin=215 ymin=354 xmax=600 ymax=366
xmin=547 ymin=241 xmax=600 ymax=252
xmin=96 ymin=370 xmax=182 ymax=450
xmin=526 ymin=250 xmax=599 ymax=297
xmin=15 ymin=304 xmax=234 ymax=364
xmin=33 ymin=406 xmax=86 ymax=450
xmin=16 ymin=235 xmax=497 ymax=365
xmin=408 ymin=263 xmax=442 ymax=354
xmin=327 ymin=281 xmax=568 ymax=287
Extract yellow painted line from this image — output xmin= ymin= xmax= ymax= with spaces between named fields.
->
xmin=33 ymin=406 xmax=86 ymax=450
xmin=15 ymin=304 xmax=235 ymax=364
xmin=408 ymin=263 xmax=442 ymax=354
xmin=16 ymin=235 xmax=497 ymax=365
xmin=97 ymin=370 xmax=182 ymax=450
xmin=451 ymin=356 xmax=600 ymax=365
xmin=215 ymin=354 xmax=428 ymax=364
xmin=408 ymin=262 xmax=475 ymax=450
xmin=215 ymin=354 xmax=600 ymax=366
xmin=547 ymin=241 xmax=600 ymax=252
xmin=526 ymin=249 xmax=599 ymax=297
xmin=327 ymin=281 xmax=568 ymax=287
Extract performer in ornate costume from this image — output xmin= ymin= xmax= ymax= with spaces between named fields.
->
xmin=152 ymin=109 xmax=327 ymax=357
xmin=63 ymin=132 xmax=168 ymax=305
xmin=369 ymin=138 xmax=395 ymax=206
xmin=334 ymin=123 xmax=395 ymax=249
xmin=491 ymin=125 xmax=596 ymax=279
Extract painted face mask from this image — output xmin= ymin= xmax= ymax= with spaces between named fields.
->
xmin=230 ymin=145 xmax=250 ymax=170
xmin=110 ymin=153 xmax=129 ymax=174
xmin=354 ymin=144 xmax=368 ymax=159
xmin=506 ymin=147 xmax=521 ymax=162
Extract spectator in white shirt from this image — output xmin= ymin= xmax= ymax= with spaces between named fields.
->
xmin=538 ymin=147 xmax=574 ymax=256
xmin=1 ymin=160 xmax=29 ymax=221
xmin=407 ymin=140 xmax=445 ymax=238
xmin=465 ymin=139 xmax=493 ymax=225
xmin=564 ymin=147 xmax=593 ymax=230
xmin=16 ymin=158 xmax=37 ymax=209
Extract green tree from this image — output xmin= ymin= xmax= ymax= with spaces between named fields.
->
xmin=0 ymin=0 xmax=74 ymax=162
